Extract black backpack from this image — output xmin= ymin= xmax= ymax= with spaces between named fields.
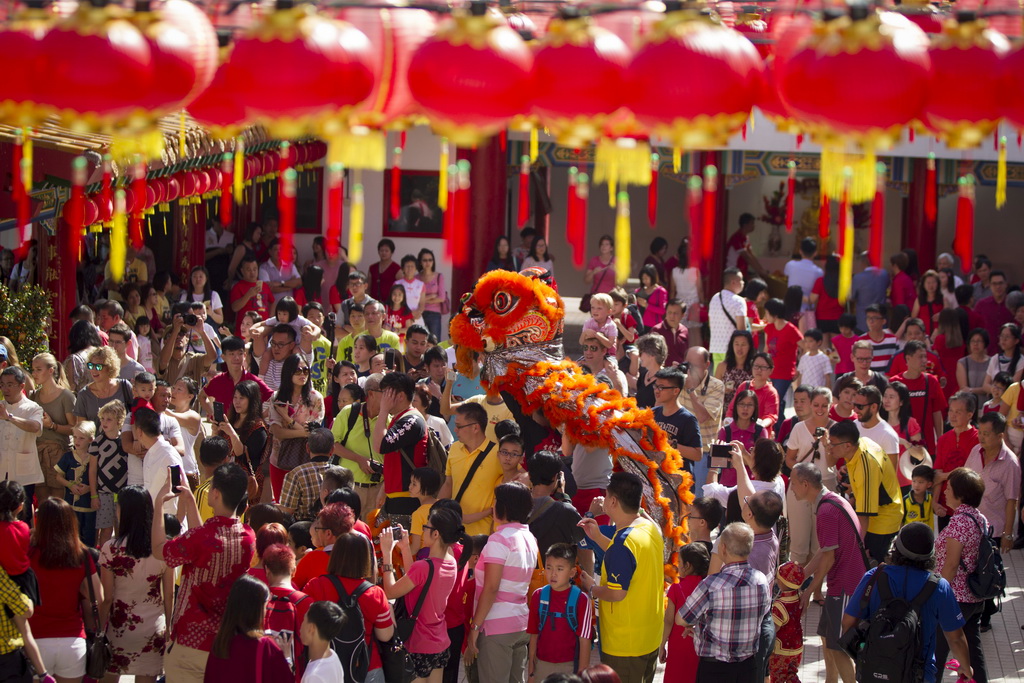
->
xmin=324 ymin=575 xmax=372 ymax=683
xmin=850 ymin=566 xmax=939 ymax=683
xmin=958 ymin=512 xmax=1007 ymax=601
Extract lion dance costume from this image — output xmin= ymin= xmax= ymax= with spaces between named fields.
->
xmin=770 ymin=561 xmax=806 ymax=683
xmin=449 ymin=267 xmax=692 ymax=568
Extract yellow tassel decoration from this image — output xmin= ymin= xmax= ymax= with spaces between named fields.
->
xmin=838 ymin=170 xmax=854 ymax=304
xmin=349 ymin=175 xmax=365 ymax=266
xmin=111 ymin=189 xmax=127 ymax=283
xmin=438 ymin=139 xmax=450 ymax=211
xmin=820 ymin=147 xmax=877 ymax=204
xmin=234 ymin=137 xmax=245 ymax=204
xmin=615 ymin=191 xmax=631 ymax=284
xmin=179 ymin=112 xmax=187 ymax=159
xmin=996 ymin=136 xmax=1007 ymax=209
xmin=529 ymin=127 xmax=539 ymax=163
xmin=595 ymin=138 xmax=651 ymax=208
xmin=21 ymin=129 xmax=32 ymax=192
xmin=672 ymin=147 xmax=681 ymax=174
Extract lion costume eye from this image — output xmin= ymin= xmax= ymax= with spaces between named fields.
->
xmin=492 ymin=291 xmax=515 ymax=314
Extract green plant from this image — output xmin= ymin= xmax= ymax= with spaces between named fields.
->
xmin=0 ymin=284 xmax=53 ymax=364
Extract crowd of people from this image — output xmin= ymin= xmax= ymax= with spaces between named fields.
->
xmin=0 ymin=215 xmax=1018 ymax=683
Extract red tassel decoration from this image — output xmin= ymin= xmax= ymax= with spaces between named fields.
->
xmin=326 ymin=164 xmax=344 ymax=258
xmin=687 ymin=175 xmax=702 ymax=269
xmin=13 ymin=135 xmax=29 ymax=240
xmin=577 ymin=172 xmax=590 ymax=270
xmin=454 ymin=159 xmax=471 ymax=268
xmin=130 ymin=158 xmax=146 ymax=250
xmin=567 ymin=168 xmax=583 ymax=269
xmin=909 ymin=127 xmax=915 ymax=143
xmin=443 ymin=163 xmax=457 ymax=262
xmin=648 ymin=153 xmax=659 ymax=228
xmin=701 ymin=165 xmax=717 ymax=261
xmin=498 ymin=129 xmax=507 ymax=153
xmin=953 ymin=175 xmax=975 ymax=272
xmin=67 ymin=156 xmax=86 ymax=233
xmin=100 ymin=155 xmax=113 ymax=223
xmin=517 ymin=155 xmax=530 ymax=228
xmin=11 ymin=135 xmax=23 ymax=212
xmin=390 ymin=146 xmax=402 ymax=221
xmin=279 ymin=170 xmax=296 ymax=271
xmin=818 ymin=193 xmax=831 ymax=244
xmin=785 ymin=161 xmax=796 ymax=233
xmin=924 ymin=154 xmax=937 ymax=223
xmin=869 ymin=163 xmax=885 ymax=268
xmin=220 ymin=153 xmax=233 ymax=226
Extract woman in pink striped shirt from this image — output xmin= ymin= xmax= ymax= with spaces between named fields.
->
xmin=464 ymin=483 xmax=539 ymax=683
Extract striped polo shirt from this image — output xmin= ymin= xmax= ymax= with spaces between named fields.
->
xmin=474 ymin=522 xmax=538 ymax=636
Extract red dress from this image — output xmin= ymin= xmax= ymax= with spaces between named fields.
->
xmin=665 ymin=575 xmax=701 ymax=683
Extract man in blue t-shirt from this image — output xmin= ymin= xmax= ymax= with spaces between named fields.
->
xmin=651 ymin=368 xmax=702 ymax=473
xmin=841 ymin=522 xmax=973 ymax=683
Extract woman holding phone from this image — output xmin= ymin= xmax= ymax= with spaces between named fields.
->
xmin=214 ymin=380 xmax=271 ymax=505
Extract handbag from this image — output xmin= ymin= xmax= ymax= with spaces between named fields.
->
xmin=436 ymin=273 xmax=451 ymax=316
xmin=276 ymin=436 xmax=309 ymax=472
xmin=82 ymin=553 xmax=113 ymax=679
xmin=380 ymin=559 xmax=436 ymax=681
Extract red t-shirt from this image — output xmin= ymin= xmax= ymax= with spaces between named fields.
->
xmin=292 ymin=521 xmax=373 ymax=590
xmin=328 ymin=286 xmax=345 ymax=309
xmin=28 ymin=551 xmax=96 ymax=639
xmin=202 ymin=635 xmax=293 ymax=682
xmin=829 ymin=405 xmax=855 ymax=422
xmin=369 ymin=261 xmax=402 ymax=302
xmin=230 ymin=280 xmax=274 ymax=335
xmin=932 ymin=335 xmax=965 ymax=397
xmin=887 ymin=350 xmax=947 ymax=387
xmin=725 ymin=231 xmax=750 ymax=274
xmin=0 ymin=521 xmax=30 ymax=576
xmin=890 ymin=271 xmax=916 ymax=309
xmin=526 ymin=586 xmax=595 ymax=664
xmin=304 ymin=575 xmax=394 ymax=671
xmin=812 ymin=277 xmax=843 ymax=321
xmin=385 ymin=308 xmax=414 ymax=336
xmin=203 ymin=371 xmax=274 ymax=407
xmin=890 ymin=372 xmax=947 ymax=453
xmin=933 ymin=426 xmax=979 ymax=513
xmin=765 ymin=322 xmax=803 ymax=381
xmin=832 ymin=333 xmax=856 ymax=375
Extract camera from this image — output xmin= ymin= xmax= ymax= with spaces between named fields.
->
xmin=183 ymin=314 xmax=198 ymax=326
xmin=368 ymin=460 xmax=384 ymax=484
xmin=814 ymin=426 xmax=827 ymax=439
xmin=391 ymin=525 xmax=403 ymax=541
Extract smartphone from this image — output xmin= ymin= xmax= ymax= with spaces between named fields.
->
xmin=169 ymin=465 xmax=182 ymax=492
xmin=212 ymin=401 xmax=225 ymax=424
xmin=391 ymin=525 xmax=404 ymax=541
xmin=709 ymin=443 xmax=733 ymax=470
xmin=266 ymin=629 xmax=294 ymax=665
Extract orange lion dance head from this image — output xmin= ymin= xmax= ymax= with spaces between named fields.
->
xmin=450 ymin=268 xmax=564 ymax=378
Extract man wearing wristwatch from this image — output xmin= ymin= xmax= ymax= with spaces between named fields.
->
xmin=678 ymin=347 xmax=724 ymax=491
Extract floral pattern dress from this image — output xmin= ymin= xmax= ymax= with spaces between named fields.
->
xmin=100 ymin=540 xmax=168 ymax=676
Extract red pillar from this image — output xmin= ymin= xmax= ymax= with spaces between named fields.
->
xmin=903 ymin=157 xmax=937 ymax=272
xmin=454 ymin=139 xmax=507 ymax=301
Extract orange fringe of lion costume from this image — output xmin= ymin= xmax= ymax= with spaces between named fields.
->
xmin=450 ymin=268 xmax=693 ymax=577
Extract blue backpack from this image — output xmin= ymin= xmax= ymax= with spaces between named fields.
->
xmin=537 ymin=585 xmax=583 ymax=668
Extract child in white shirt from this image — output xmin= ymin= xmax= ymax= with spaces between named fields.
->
xmin=300 ymin=601 xmax=347 ymax=683
xmin=794 ymin=328 xmax=833 ymax=389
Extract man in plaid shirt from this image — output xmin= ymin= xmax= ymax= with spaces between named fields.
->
xmin=677 ymin=522 xmax=771 ymax=683
xmin=279 ymin=428 xmax=336 ymax=521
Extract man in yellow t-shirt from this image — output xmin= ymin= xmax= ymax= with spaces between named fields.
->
xmin=439 ymin=403 xmax=501 ymax=535
xmin=331 ymin=375 xmax=382 ymax=520
xmin=579 ymin=471 xmax=665 ymax=680
xmin=828 ymin=420 xmax=904 ymax=564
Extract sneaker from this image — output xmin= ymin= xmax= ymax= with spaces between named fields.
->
xmin=980 ymin=624 xmax=992 ymax=633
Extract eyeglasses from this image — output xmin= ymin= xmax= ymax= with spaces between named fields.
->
xmin=854 ymin=356 xmax=873 ymax=363
xmin=653 ymin=384 xmax=679 ymax=392
xmin=830 ymin=440 xmax=854 ymax=449
xmin=453 ymin=423 xmax=472 ymax=432
xmin=752 ymin=364 xmax=771 ymax=371
xmin=866 ymin=316 xmax=885 ymax=322
xmin=86 ymin=363 xmax=106 ymax=371
xmin=294 ymin=367 xmax=310 ymax=376
xmin=498 ymin=449 xmax=523 ymax=458
xmin=421 ymin=524 xmax=435 ymax=532
xmin=270 ymin=340 xmax=294 ymax=349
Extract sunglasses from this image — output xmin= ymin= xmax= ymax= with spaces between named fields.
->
xmin=294 ymin=367 xmax=310 ymax=376
xmin=86 ymin=363 xmax=106 ymax=371
xmin=851 ymin=402 xmax=871 ymax=410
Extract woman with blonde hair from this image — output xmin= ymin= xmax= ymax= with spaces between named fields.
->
xmin=72 ymin=346 xmax=133 ymax=429
xmin=30 ymin=353 xmax=77 ymax=503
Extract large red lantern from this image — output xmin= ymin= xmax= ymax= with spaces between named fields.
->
xmin=627 ymin=8 xmax=764 ymax=149
xmin=758 ymin=57 xmax=801 ymax=135
xmin=408 ymin=3 xmax=533 ymax=146
xmin=227 ymin=1 xmax=374 ymax=139
xmin=531 ymin=9 xmax=631 ymax=148
xmin=0 ymin=1 xmax=52 ymax=127
xmin=187 ymin=56 xmax=245 ymax=140
xmin=921 ymin=13 xmax=1008 ymax=149
xmin=36 ymin=0 xmax=153 ymax=132
xmin=779 ymin=7 xmax=931 ymax=202
xmin=1003 ymin=45 xmax=1024 ymax=131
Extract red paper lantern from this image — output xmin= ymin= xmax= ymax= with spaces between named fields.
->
xmin=0 ymin=2 xmax=51 ymax=126
xmin=531 ymin=9 xmax=631 ymax=148
xmin=757 ymin=57 xmax=800 ymax=134
xmin=1003 ymin=46 xmax=1024 ymax=131
xmin=124 ymin=188 xmax=138 ymax=214
xmin=83 ymin=198 xmax=100 ymax=227
xmin=339 ymin=3 xmax=436 ymax=129
xmin=163 ymin=176 xmax=181 ymax=202
xmin=778 ymin=7 xmax=931 ymax=202
xmin=921 ymin=13 xmax=1008 ymax=148
xmin=227 ymin=1 xmax=374 ymax=138
xmin=36 ymin=0 xmax=153 ymax=131
xmin=187 ymin=58 xmax=245 ymax=139
xmin=734 ymin=11 xmax=771 ymax=59
xmin=152 ymin=178 xmax=167 ymax=205
xmin=145 ymin=184 xmax=157 ymax=210
xmin=408 ymin=4 xmax=533 ymax=146
xmin=131 ymin=0 xmax=217 ymax=118
xmin=627 ymin=9 xmax=763 ymax=149
xmin=181 ymin=172 xmax=199 ymax=197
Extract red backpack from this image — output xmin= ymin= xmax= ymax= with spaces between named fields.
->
xmin=265 ymin=589 xmax=310 ymax=667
